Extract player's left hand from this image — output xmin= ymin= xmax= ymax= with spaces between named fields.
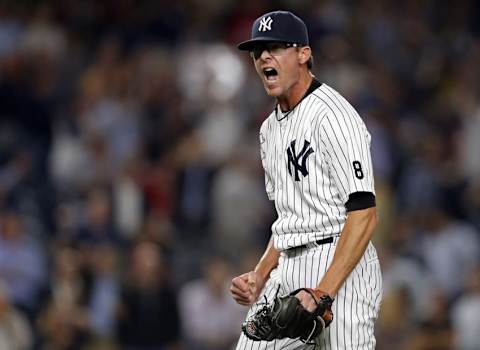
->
xmin=295 ymin=289 xmax=319 ymax=312
xmin=295 ymin=289 xmax=334 ymax=325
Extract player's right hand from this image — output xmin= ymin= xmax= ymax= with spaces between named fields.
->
xmin=230 ymin=271 xmax=263 ymax=306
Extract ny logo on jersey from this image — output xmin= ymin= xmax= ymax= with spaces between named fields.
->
xmin=286 ymin=139 xmax=314 ymax=181
xmin=258 ymin=16 xmax=273 ymax=31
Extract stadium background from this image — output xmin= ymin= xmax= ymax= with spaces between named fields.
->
xmin=0 ymin=0 xmax=479 ymax=349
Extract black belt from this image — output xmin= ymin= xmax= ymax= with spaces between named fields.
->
xmin=287 ymin=237 xmax=334 ymax=251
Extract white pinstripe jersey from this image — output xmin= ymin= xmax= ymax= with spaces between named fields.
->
xmin=260 ymin=81 xmax=375 ymax=250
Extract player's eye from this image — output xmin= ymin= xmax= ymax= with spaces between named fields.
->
xmin=250 ymin=47 xmax=262 ymax=59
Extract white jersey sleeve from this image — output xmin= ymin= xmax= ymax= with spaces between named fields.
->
xmin=260 ymin=121 xmax=275 ymax=201
xmin=318 ymin=96 xmax=375 ymax=204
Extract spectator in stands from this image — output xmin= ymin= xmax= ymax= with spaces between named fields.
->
xmin=179 ymin=255 xmax=246 ymax=350
xmin=116 ymin=241 xmax=181 ymax=350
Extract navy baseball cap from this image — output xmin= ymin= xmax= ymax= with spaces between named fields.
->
xmin=238 ymin=11 xmax=309 ymax=51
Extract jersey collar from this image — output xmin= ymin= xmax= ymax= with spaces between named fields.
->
xmin=275 ymin=78 xmax=322 ymax=121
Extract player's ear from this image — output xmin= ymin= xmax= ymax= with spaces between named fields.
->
xmin=298 ymin=46 xmax=312 ymax=66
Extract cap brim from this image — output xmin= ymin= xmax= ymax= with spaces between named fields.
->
xmin=237 ymin=37 xmax=284 ymax=51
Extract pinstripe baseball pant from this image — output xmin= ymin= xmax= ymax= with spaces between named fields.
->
xmin=235 ymin=238 xmax=382 ymax=349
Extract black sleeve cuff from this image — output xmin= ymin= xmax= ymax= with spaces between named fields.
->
xmin=345 ymin=192 xmax=376 ymax=212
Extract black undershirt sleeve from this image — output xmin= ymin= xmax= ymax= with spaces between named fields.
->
xmin=345 ymin=191 xmax=376 ymax=212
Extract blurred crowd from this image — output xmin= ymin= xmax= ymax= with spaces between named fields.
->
xmin=0 ymin=0 xmax=479 ymax=349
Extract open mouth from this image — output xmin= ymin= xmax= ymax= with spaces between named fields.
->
xmin=263 ymin=67 xmax=278 ymax=81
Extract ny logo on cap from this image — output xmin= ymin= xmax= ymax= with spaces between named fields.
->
xmin=258 ymin=16 xmax=273 ymax=32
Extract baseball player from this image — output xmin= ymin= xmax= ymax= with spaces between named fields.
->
xmin=230 ymin=10 xmax=382 ymax=349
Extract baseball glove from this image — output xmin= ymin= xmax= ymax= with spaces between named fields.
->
xmin=242 ymin=288 xmax=334 ymax=345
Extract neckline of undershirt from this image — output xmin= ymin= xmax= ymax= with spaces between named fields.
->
xmin=275 ymin=78 xmax=322 ymax=122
